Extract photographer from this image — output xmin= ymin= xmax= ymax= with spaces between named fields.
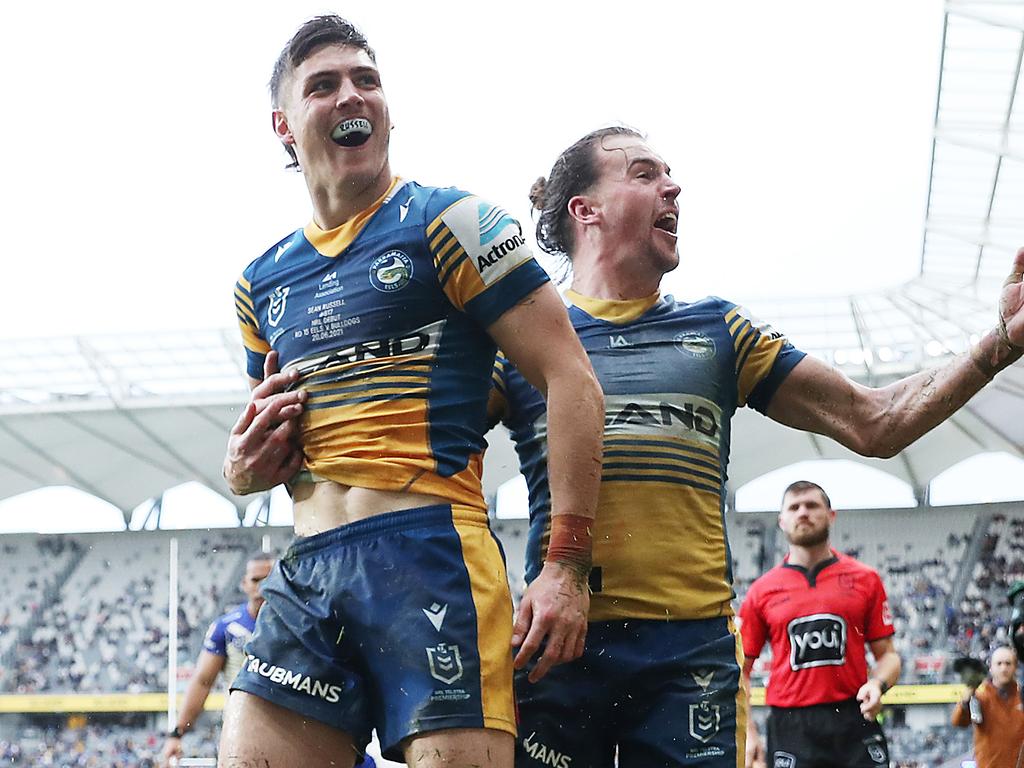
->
xmin=951 ymin=646 xmax=1024 ymax=767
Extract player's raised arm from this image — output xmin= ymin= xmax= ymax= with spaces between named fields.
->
xmin=487 ymin=282 xmax=604 ymax=682
xmin=766 ymin=247 xmax=1024 ymax=457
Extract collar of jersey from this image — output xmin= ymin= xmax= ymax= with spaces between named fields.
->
xmin=565 ymin=289 xmax=661 ymax=325
xmin=304 ymin=176 xmax=402 ymax=258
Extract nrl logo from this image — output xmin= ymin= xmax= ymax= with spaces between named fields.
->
xmin=773 ymin=753 xmax=797 ymax=768
xmin=688 ymin=700 xmax=720 ymax=744
xmin=267 ymin=285 xmax=290 ymax=327
xmin=426 ymin=643 xmax=464 ymax=685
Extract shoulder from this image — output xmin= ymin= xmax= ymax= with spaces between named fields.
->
xmin=241 ymin=230 xmax=305 ymax=283
xmin=747 ymin=565 xmax=786 ymax=595
xmin=837 ymin=552 xmax=881 ymax=577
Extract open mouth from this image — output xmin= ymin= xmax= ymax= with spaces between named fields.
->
xmin=331 ymin=118 xmax=372 ymax=147
xmin=654 ymin=212 xmax=678 ymax=236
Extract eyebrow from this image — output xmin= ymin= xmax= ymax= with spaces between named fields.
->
xmin=301 ymin=65 xmax=379 ymax=86
xmin=627 ymin=157 xmax=672 ymax=176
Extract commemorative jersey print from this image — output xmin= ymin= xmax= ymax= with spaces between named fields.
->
xmin=234 ymin=179 xmax=547 ymax=514
xmin=493 ymin=292 xmax=805 ymax=621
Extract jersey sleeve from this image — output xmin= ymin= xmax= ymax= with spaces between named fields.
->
xmin=202 ymin=618 xmax=228 ymax=657
xmin=866 ymin=570 xmax=896 ymax=641
xmin=738 ymin=582 xmax=769 ymax=660
xmin=235 ymin=264 xmax=270 ymax=380
xmin=487 ymin=354 xmax=510 ymax=430
xmin=721 ymin=301 xmax=806 ymax=413
xmin=425 ymin=191 xmax=550 ymax=328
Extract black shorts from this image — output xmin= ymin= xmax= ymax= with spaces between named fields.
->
xmin=767 ymin=698 xmax=889 ymax=768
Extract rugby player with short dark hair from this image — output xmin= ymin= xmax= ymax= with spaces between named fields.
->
xmin=220 ymin=14 xmax=603 ymax=768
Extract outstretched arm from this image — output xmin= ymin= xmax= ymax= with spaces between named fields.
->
xmin=767 ymin=248 xmax=1024 ymax=457
xmin=488 ymin=283 xmax=604 ymax=683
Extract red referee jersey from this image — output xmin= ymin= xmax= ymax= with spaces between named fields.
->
xmin=739 ymin=550 xmax=894 ymax=708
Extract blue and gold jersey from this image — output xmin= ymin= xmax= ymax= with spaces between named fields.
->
xmin=492 ymin=290 xmax=805 ymax=621
xmin=235 ymin=178 xmax=548 ymax=515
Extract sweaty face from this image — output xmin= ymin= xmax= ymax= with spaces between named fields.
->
xmin=779 ymin=489 xmax=834 ymax=548
xmin=585 ymin=135 xmax=681 ymax=276
xmin=274 ymin=44 xmax=391 ymax=196
xmin=991 ymin=648 xmax=1018 ymax=686
xmin=241 ymin=558 xmax=274 ymax=605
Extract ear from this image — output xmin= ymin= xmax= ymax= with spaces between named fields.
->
xmin=272 ymin=109 xmax=295 ymax=145
xmin=567 ymin=194 xmax=599 ymax=226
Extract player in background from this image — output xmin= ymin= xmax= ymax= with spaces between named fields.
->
xmin=740 ymin=482 xmax=900 ymax=768
xmin=491 ymin=125 xmax=1024 ymax=768
xmin=161 ymin=552 xmax=274 ymax=767
xmin=220 ymin=15 xmax=603 ymax=768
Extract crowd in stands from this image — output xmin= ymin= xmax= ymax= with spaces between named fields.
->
xmin=4 ymin=507 xmax=1024 ymax=764
xmin=0 ymin=723 xmax=218 ymax=767
xmin=0 ymin=530 xmax=290 ymax=695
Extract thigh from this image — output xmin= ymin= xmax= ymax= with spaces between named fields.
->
xmin=833 ymin=714 xmax=889 ymax=768
xmin=403 ymin=727 xmax=513 ymax=768
xmin=617 ymin=618 xmax=742 ymax=768
xmin=219 ymin=690 xmax=358 ymax=768
xmin=514 ymin=650 xmax=616 ymax=768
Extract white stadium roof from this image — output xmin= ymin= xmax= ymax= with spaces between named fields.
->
xmin=1 ymin=0 xmax=1022 ymax=523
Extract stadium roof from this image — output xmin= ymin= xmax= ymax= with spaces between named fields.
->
xmin=1 ymin=0 xmax=1022 ymax=521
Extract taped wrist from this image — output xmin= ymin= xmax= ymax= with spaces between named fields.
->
xmin=545 ymin=514 xmax=593 ymax=578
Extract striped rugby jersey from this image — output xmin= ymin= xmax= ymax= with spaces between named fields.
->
xmin=491 ymin=290 xmax=805 ymax=620
xmin=235 ymin=177 xmax=548 ymax=514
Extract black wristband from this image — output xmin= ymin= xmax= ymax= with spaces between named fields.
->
xmin=168 ymin=726 xmax=184 ymax=739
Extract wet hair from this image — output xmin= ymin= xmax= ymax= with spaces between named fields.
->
xmin=529 ymin=126 xmax=644 ymax=262
xmin=782 ymin=480 xmax=831 ymax=510
xmin=269 ymin=15 xmax=377 ymax=170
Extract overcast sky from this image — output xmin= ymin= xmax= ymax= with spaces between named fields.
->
xmin=2 ymin=1 xmax=1022 ymax=532
xmin=2 ymin=1 xmax=943 ymax=339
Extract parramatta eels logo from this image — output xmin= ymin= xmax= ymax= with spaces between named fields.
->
xmin=369 ymin=251 xmax=413 ymax=292
xmin=267 ymin=286 xmax=290 ymax=327
xmin=674 ymin=331 xmax=716 ymax=359
xmin=688 ymin=700 xmax=720 ymax=744
xmin=426 ymin=643 xmax=464 ymax=685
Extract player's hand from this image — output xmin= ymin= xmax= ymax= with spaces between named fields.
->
xmin=511 ymin=561 xmax=589 ymax=683
xmin=160 ymin=736 xmax=182 ymax=767
xmin=1000 ymin=247 xmax=1024 ymax=348
xmin=745 ymin=716 xmax=765 ymax=768
xmin=857 ymin=678 xmax=884 ymax=720
xmin=223 ymin=351 xmax=307 ymax=495
xmin=744 ymin=740 xmax=766 ymax=768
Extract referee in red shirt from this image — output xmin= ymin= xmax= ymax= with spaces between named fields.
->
xmin=739 ymin=481 xmax=901 ymax=768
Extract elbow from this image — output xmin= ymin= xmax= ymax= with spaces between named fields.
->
xmin=848 ymin=412 xmax=905 ymax=459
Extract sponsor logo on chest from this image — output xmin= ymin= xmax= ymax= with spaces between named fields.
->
xmin=787 ymin=613 xmax=847 ymax=670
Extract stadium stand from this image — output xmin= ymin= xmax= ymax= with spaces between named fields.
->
xmin=1 ymin=529 xmax=292 ymax=695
